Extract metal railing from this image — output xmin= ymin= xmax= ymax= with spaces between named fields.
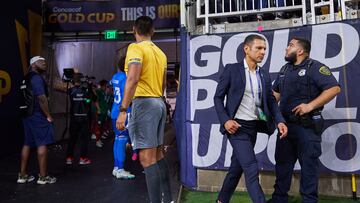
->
xmin=341 ymin=0 xmax=360 ymax=19
xmin=309 ymin=0 xmax=335 ymax=23
xmin=185 ymin=0 xmax=347 ymax=33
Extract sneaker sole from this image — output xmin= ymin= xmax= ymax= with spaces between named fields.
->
xmin=17 ymin=180 xmax=26 ymax=184
xmin=17 ymin=177 xmax=35 ymax=184
xmin=116 ymin=176 xmax=135 ymax=179
xmin=37 ymin=179 xmax=57 ymax=185
xmin=37 ymin=181 xmax=56 ymax=185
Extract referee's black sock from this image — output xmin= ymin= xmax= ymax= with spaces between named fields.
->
xmin=158 ymin=158 xmax=173 ymax=203
xmin=144 ymin=163 xmax=161 ymax=203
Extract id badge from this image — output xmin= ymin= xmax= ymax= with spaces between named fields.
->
xmin=257 ymin=107 xmax=267 ymax=121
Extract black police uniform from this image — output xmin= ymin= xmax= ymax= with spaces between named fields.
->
xmin=271 ymin=58 xmax=339 ymax=203
xmin=66 ymin=85 xmax=91 ymax=159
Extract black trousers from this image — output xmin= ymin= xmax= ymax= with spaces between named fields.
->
xmin=67 ymin=118 xmax=90 ymax=158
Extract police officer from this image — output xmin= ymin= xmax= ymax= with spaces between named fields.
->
xmin=65 ymin=73 xmax=92 ymax=165
xmin=270 ymin=37 xmax=341 ymax=203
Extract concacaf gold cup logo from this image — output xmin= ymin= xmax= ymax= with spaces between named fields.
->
xmin=48 ymin=7 xmax=115 ymax=24
xmin=47 ymin=4 xmax=180 ymax=25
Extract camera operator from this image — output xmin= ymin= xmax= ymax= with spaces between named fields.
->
xmin=65 ymin=73 xmax=92 ymax=165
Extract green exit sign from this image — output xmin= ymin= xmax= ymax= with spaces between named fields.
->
xmin=104 ymin=30 xmax=118 ymax=40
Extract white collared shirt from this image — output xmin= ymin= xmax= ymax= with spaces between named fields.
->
xmin=234 ymin=59 xmax=262 ymax=121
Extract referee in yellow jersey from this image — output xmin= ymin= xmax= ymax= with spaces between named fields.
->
xmin=116 ymin=16 xmax=173 ymax=203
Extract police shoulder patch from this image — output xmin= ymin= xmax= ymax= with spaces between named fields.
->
xmin=319 ymin=66 xmax=331 ymax=76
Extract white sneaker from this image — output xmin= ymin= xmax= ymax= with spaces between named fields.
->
xmin=17 ymin=173 xmax=35 ymax=183
xmin=123 ymin=170 xmax=135 ymax=176
xmin=115 ymin=169 xmax=135 ymax=179
xmin=91 ymin=134 xmax=96 ymax=140
xmin=37 ymin=175 xmax=57 ymax=185
xmin=96 ymin=140 xmax=103 ymax=148
xmin=112 ymin=168 xmax=118 ymax=177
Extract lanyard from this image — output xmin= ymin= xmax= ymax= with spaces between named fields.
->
xmin=248 ymin=68 xmax=262 ymax=107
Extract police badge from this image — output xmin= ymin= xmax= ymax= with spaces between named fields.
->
xmin=298 ymin=69 xmax=306 ymax=76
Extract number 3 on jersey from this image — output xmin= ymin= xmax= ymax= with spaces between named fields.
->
xmin=114 ymin=87 xmax=121 ymax=104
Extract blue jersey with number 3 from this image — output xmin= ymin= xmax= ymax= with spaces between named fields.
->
xmin=110 ymin=72 xmax=127 ymax=119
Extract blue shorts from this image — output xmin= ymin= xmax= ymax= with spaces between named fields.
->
xmin=112 ymin=119 xmax=129 ymax=138
xmin=23 ymin=112 xmax=54 ymax=147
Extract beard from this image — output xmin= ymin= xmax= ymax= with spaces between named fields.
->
xmin=285 ymin=52 xmax=297 ymax=64
xmin=36 ymin=67 xmax=46 ymax=74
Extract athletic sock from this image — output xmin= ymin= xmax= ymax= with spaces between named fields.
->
xmin=113 ymin=138 xmax=119 ymax=168
xmin=117 ymin=136 xmax=127 ymax=169
xmin=144 ymin=163 xmax=161 ymax=203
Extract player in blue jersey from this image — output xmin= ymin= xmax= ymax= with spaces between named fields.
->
xmin=110 ymin=45 xmax=136 ymax=179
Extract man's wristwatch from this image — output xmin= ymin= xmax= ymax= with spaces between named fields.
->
xmin=119 ymin=106 xmax=127 ymax=113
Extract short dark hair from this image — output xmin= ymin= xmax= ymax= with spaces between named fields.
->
xmin=134 ymin=16 xmax=154 ymax=36
xmin=116 ymin=44 xmax=129 ymax=72
xmin=292 ymin=37 xmax=311 ymax=54
xmin=244 ymin=34 xmax=266 ymax=47
xmin=99 ymin=79 xmax=108 ymax=87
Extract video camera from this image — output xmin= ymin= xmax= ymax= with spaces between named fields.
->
xmin=62 ymin=68 xmax=96 ymax=89
xmin=79 ymin=75 xmax=96 ymax=90
xmin=62 ymin=68 xmax=75 ymax=83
